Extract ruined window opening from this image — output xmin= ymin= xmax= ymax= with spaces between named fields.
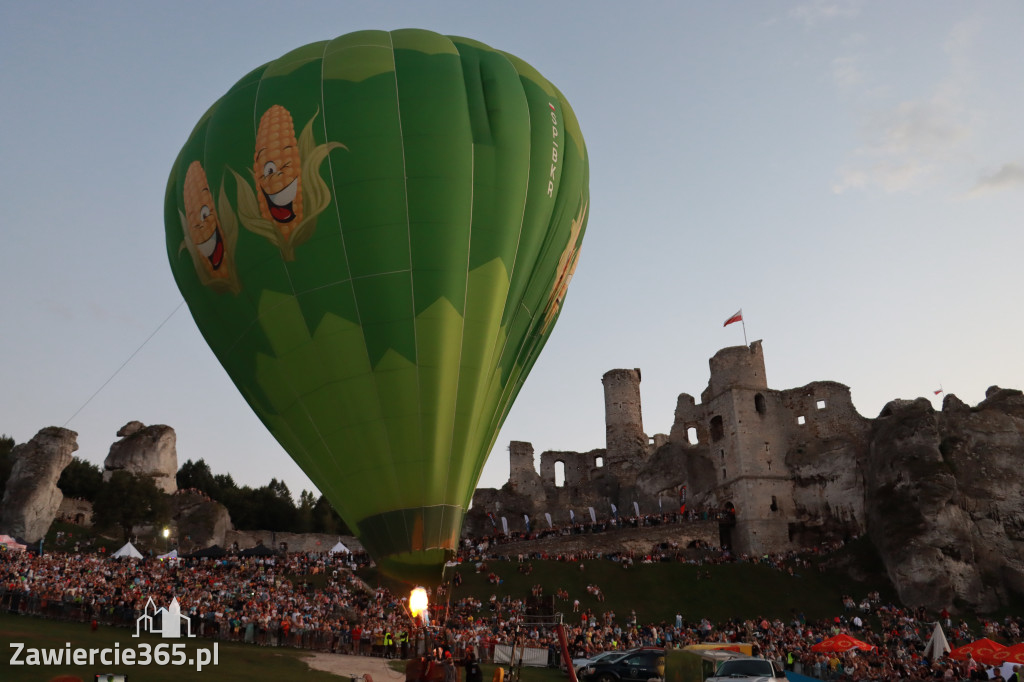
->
xmin=765 ymin=443 xmax=770 ymax=452
xmin=797 ymin=415 xmax=806 ymax=425
xmin=554 ymin=461 xmax=566 ymax=488
xmin=594 ymin=456 xmax=603 ymax=468
xmin=722 ymin=468 xmax=727 ymax=480
xmin=816 ymin=399 xmax=826 ymax=410
xmin=720 ymin=449 xmax=725 ymax=460
xmin=770 ymin=495 xmax=779 ymax=512
xmin=686 ymin=427 xmax=698 ymax=445
xmin=755 ymin=393 xmax=767 ymax=414
xmin=710 ymin=415 xmax=724 ymax=442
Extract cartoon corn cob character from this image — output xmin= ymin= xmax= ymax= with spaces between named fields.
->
xmin=541 ymin=199 xmax=588 ymax=333
xmin=233 ymin=106 xmax=344 ymax=260
xmin=254 ymin=104 xmax=303 ymax=240
xmin=180 ymin=161 xmax=241 ymax=294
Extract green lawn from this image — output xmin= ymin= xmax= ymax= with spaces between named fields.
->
xmin=361 ymin=538 xmax=898 ymax=626
xmin=0 ymin=613 xmax=342 ymax=682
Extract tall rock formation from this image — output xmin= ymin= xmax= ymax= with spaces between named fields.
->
xmin=103 ymin=421 xmax=178 ymax=494
xmin=865 ymin=389 xmax=1024 ymax=612
xmin=0 ymin=427 xmax=78 ymax=542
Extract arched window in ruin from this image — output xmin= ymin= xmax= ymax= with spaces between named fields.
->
xmin=755 ymin=393 xmax=767 ymax=414
xmin=770 ymin=495 xmax=779 ymax=512
xmin=554 ymin=460 xmax=566 ymax=488
xmin=594 ymin=456 xmax=604 ymax=468
xmin=687 ymin=426 xmax=698 ymax=445
xmin=710 ymin=415 xmax=724 ymax=442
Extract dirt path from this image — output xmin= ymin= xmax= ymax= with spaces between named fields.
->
xmin=303 ymin=652 xmax=408 ymax=679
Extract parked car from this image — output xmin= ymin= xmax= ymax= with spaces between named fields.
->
xmin=571 ymin=650 xmax=629 ymax=674
xmin=705 ymin=657 xmax=786 ymax=682
xmin=579 ymin=648 xmax=664 ymax=681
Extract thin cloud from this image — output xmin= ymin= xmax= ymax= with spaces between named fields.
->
xmin=833 ymin=160 xmax=932 ymax=194
xmin=966 ymin=163 xmax=1024 ymax=198
xmin=791 ymin=0 xmax=860 ymax=27
xmin=831 ymin=56 xmax=864 ymax=91
xmin=833 ymin=22 xmax=977 ymax=194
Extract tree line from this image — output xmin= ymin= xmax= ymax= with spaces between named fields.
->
xmin=175 ymin=458 xmax=349 ymax=535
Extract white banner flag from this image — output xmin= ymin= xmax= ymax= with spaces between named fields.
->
xmin=633 ymin=501 xmax=640 ymax=517
xmin=569 ymin=509 xmax=576 ymax=523
xmin=544 ymin=512 xmax=553 ymax=529
xmin=588 ymin=506 xmax=596 ymax=524
xmin=501 ymin=516 xmax=509 ymax=535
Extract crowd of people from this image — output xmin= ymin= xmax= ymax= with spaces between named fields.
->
xmin=1 ymin=529 xmax=1022 ymax=681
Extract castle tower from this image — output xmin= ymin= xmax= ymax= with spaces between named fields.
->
xmin=602 ymin=368 xmax=647 ymax=473
xmin=705 ymin=340 xmax=767 ymax=401
xmin=702 ymin=341 xmax=792 ymax=555
xmin=507 ymin=441 xmax=543 ymax=499
xmin=508 ymin=441 xmax=535 ymax=487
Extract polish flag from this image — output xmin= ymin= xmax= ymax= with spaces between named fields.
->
xmin=723 ymin=309 xmax=743 ymax=327
xmin=934 ymin=389 xmax=943 ymax=395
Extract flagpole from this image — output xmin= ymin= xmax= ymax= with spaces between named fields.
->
xmin=741 ymin=318 xmax=748 ymax=346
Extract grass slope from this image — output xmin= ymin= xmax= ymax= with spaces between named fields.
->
xmin=363 ymin=539 xmax=897 ymax=625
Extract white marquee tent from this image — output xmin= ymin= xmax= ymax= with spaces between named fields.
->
xmin=111 ymin=541 xmax=143 ymax=559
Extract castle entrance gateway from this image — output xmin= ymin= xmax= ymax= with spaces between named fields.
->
xmin=719 ymin=503 xmax=736 ymax=549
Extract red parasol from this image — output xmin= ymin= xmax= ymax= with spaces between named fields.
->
xmin=811 ymin=633 xmax=877 ymax=653
xmin=996 ymin=642 xmax=1024 ymax=665
xmin=948 ymin=638 xmax=1008 ymax=666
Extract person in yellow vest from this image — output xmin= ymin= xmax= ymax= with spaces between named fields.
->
xmin=384 ymin=629 xmax=395 ymax=659
xmin=400 ymin=629 xmax=410 ymax=659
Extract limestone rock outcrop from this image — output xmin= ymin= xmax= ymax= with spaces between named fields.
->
xmin=103 ymin=422 xmax=178 ymax=494
xmin=0 ymin=427 xmax=78 ymax=542
xmin=865 ymin=389 xmax=1024 ymax=612
xmin=171 ymin=491 xmax=232 ymax=551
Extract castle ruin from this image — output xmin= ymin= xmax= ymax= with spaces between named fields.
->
xmin=467 ymin=341 xmax=871 ymax=556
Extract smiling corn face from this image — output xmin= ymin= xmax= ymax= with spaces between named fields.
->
xmin=183 ymin=161 xmax=225 ymax=276
xmin=254 ymin=104 xmax=303 ymax=239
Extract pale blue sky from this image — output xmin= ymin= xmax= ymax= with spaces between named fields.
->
xmin=2 ymin=2 xmax=1022 ymax=501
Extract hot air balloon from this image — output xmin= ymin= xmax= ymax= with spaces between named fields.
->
xmin=164 ymin=29 xmax=589 ymax=585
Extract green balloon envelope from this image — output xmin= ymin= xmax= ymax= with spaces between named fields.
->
xmin=164 ymin=29 xmax=589 ymax=585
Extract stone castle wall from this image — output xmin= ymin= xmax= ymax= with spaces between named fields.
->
xmin=467 ymin=341 xmax=869 ymax=554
